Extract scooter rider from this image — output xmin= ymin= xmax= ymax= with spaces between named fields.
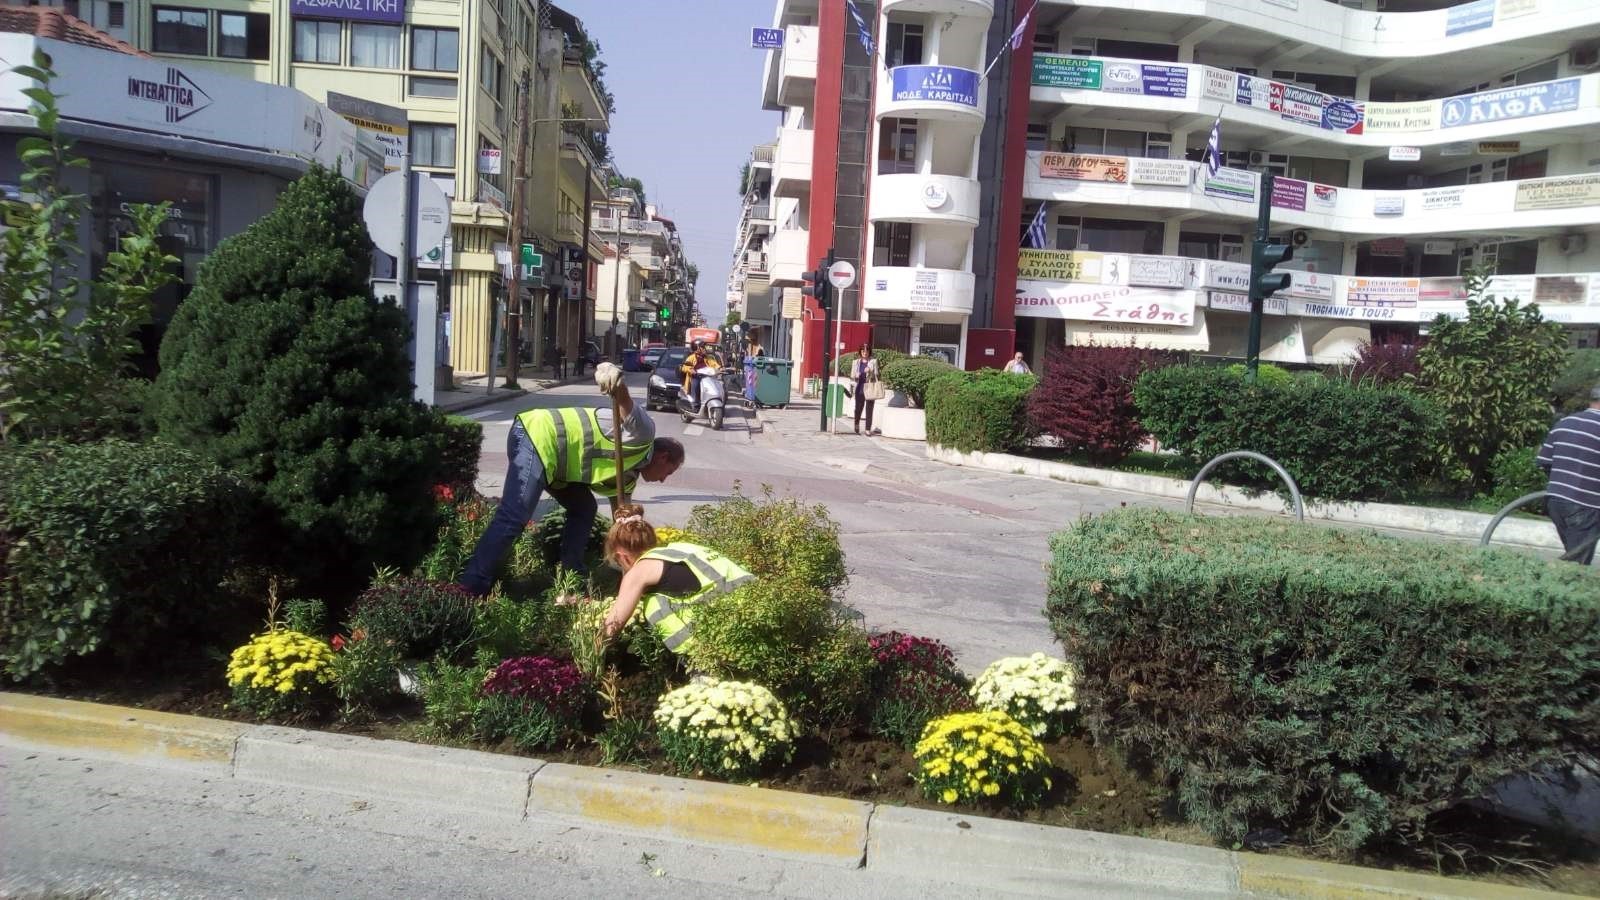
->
xmin=681 ymin=340 xmax=713 ymax=409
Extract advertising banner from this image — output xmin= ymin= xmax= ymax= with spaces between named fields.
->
xmin=1101 ymin=61 xmax=1144 ymax=94
xmin=290 ymin=0 xmax=404 ymax=24
xmin=1128 ymin=255 xmax=1188 ymax=289
xmin=1368 ymin=237 xmax=1409 ymax=257
xmin=1068 ymin=315 xmax=1211 ymax=351
xmin=326 ymin=91 xmax=407 ymax=171
xmin=1418 ymin=277 xmax=1470 ymax=303
xmin=1533 ymin=274 xmax=1590 ymax=305
xmin=1271 ymin=178 xmax=1308 ymax=211
xmin=1310 ymin=183 xmax=1339 ymax=210
xmin=890 ymin=65 xmax=979 ymax=107
xmin=1365 ymin=100 xmax=1439 ymax=132
xmin=1512 ymin=173 xmax=1600 ymax=211
xmin=1235 ymin=74 xmax=1276 ymax=111
xmin=1440 ymin=78 xmax=1580 ymax=127
xmin=1202 ymin=67 xmax=1235 ymax=102
xmin=1285 ymin=271 xmax=1335 ymax=300
xmin=1288 ymin=300 xmax=1423 ymax=322
xmin=1203 ymin=260 xmax=1251 ymax=292
xmin=1420 ymin=187 xmax=1466 ymax=210
xmin=1136 ymin=63 xmax=1189 ymax=98
xmin=1347 ymin=277 xmax=1420 ymax=307
xmin=1322 ymin=99 xmax=1363 ymax=134
xmin=1373 ymin=195 xmax=1406 ymax=216
xmin=1017 ymin=248 xmax=1102 ymax=282
xmin=1200 ymin=167 xmax=1256 ymax=202
xmin=1015 ymin=281 xmax=1196 ymax=325
xmin=1445 ymin=0 xmax=1494 ymax=35
xmin=751 ymin=27 xmax=784 ymax=49
xmin=1032 ymin=55 xmax=1101 ymax=89
xmin=1039 ymin=153 xmax=1127 ymax=182
xmin=1128 ymin=158 xmax=1191 ymax=186
xmin=1279 ymin=84 xmax=1325 ymax=127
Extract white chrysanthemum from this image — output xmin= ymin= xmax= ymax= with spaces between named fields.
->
xmin=970 ymin=654 xmax=1078 ymax=737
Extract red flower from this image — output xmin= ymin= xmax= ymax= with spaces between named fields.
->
xmin=433 ymin=484 xmax=456 ymax=502
xmin=350 ymin=627 xmax=367 ymax=643
xmin=330 ymin=634 xmax=346 ymax=651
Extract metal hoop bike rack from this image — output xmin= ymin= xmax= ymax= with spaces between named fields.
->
xmin=1184 ymin=451 xmax=1305 ymax=523
xmin=1480 ymin=490 xmax=1599 ymax=565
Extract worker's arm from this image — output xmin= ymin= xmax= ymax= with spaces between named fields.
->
xmin=604 ymin=558 xmax=666 ymax=637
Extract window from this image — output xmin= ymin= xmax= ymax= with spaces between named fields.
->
xmin=1025 ymin=122 xmax=1050 ymax=152
xmin=408 ymin=76 xmax=456 ymax=98
xmin=1078 ymin=217 xmax=1163 ymax=255
xmin=412 ymin=122 xmax=456 ymax=168
xmin=152 ymin=7 xmax=208 ymax=55
xmin=871 ymin=223 xmax=912 ymax=267
xmin=350 ymin=23 xmax=400 ymax=68
xmin=885 ymin=22 xmax=924 ymax=68
xmin=480 ymin=47 xmax=503 ymax=98
xmin=217 ymin=12 xmax=269 ymax=60
xmin=877 ymin=118 xmax=917 ymax=174
xmin=293 ymin=19 xmax=341 ymax=64
xmin=108 ymin=1 xmax=125 ymax=28
xmin=411 ymin=27 xmax=458 ymax=72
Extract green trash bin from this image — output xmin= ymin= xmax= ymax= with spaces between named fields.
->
xmin=753 ymin=357 xmax=793 ymax=408
xmin=824 ymin=382 xmax=847 ymax=417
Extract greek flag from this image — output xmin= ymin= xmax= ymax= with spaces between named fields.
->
xmin=846 ymin=0 xmax=875 ymax=57
xmin=1204 ymin=114 xmax=1223 ymax=178
xmin=981 ymin=0 xmax=1036 ymax=81
xmin=1025 ymin=202 xmax=1048 ymax=250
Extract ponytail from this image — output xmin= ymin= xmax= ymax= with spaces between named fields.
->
xmin=605 ymin=504 xmax=659 ymax=567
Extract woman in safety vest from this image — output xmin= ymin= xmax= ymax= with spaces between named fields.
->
xmin=599 ymin=506 xmax=755 ymax=654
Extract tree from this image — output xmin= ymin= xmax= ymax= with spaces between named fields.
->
xmin=1416 ymin=268 xmax=1568 ymax=489
xmin=724 ymin=309 xmax=743 ymax=328
xmin=1029 ymin=344 xmax=1173 ymax=464
xmin=686 ymin=262 xmax=700 ymax=286
xmin=0 ymin=51 xmax=175 ymax=443
xmin=151 ymin=166 xmax=446 ymax=584
xmin=737 ymin=162 xmax=751 ymax=196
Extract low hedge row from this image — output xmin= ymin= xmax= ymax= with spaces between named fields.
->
xmin=1046 ymin=508 xmax=1600 ymax=851
xmin=924 ymin=369 xmax=1038 ymax=454
xmin=881 ymin=357 xmax=960 ymax=408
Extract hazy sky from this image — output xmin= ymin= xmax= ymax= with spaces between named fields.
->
xmin=557 ymin=1 xmax=778 ymax=324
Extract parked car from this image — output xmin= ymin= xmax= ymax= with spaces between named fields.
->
xmin=646 ymin=347 xmax=690 ymax=411
xmin=576 ymin=340 xmax=602 ymax=371
xmin=639 ymin=344 xmax=668 ymax=371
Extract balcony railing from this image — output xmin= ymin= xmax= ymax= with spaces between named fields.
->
xmin=557 ymin=211 xmax=584 ymax=241
xmin=559 ymin=132 xmax=602 ymax=174
xmin=752 ymin=144 xmax=776 ymax=164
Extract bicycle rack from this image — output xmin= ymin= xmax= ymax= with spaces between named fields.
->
xmin=1184 ymin=451 xmax=1305 ymax=523
xmin=1480 ymin=491 xmax=1547 ymax=547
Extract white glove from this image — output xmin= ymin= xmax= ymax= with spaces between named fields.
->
xmin=595 ymin=362 xmax=624 ymax=395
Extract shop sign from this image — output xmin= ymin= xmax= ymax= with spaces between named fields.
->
xmin=1322 ymin=99 xmax=1363 ymax=134
xmin=1210 ymin=291 xmax=1288 ymax=315
xmin=1128 ymin=256 xmax=1187 ymax=289
xmin=1365 ymin=100 xmax=1438 ymax=132
xmin=1512 ymin=173 xmax=1600 ymax=211
xmin=1200 ymin=167 xmax=1256 ymax=202
xmin=1015 ymin=281 xmax=1196 ymax=325
xmin=290 ymin=0 xmax=404 ymax=24
xmin=1445 ymin=0 xmax=1494 ymax=35
xmin=1388 ymin=146 xmax=1422 ymax=162
xmin=1289 ymin=300 xmax=1420 ymax=321
xmin=1347 ymin=277 xmax=1420 ymax=307
xmin=1423 ymin=240 xmax=1457 ymax=256
xmin=1478 ymin=140 xmax=1522 ymax=154
xmin=1368 ymin=237 xmax=1409 ymax=257
xmin=1439 ymin=141 xmax=1474 ymax=156
xmin=1498 ymin=0 xmax=1539 ymax=18
xmin=1203 ymin=260 xmax=1251 ymax=292
xmin=1284 ymin=271 xmax=1335 ymax=300
xmin=750 ymin=27 xmax=784 ymax=50
xmin=1099 ymin=62 xmax=1189 ymax=98
xmin=1128 ymin=158 xmax=1191 ymax=186
xmin=1068 ymin=316 xmax=1211 ymax=351
xmin=1270 ymin=177 xmax=1308 ymax=211
xmin=478 ymin=148 xmax=502 ymax=175
xmin=1234 ymin=74 xmax=1277 ymax=111
xmin=1310 ymin=184 xmax=1339 ymax=210
xmin=1039 ymin=153 xmax=1127 ymax=182
xmin=1201 ymin=68 xmax=1236 ymax=103
xmin=1533 ymin=274 xmax=1590 ymax=305
xmin=1419 ymin=187 xmax=1466 ymax=211
xmin=326 ymin=91 xmax=407 ymax=170
xmin=1418 ymin=277 xmax=1470 ymax=303
xmin=1017 ymin=248 xmax=1101 ymax=282
xmin=1279 ymin=84 xmax=1325 ymax=127
xmin=1373 ymin=195 xmax=1406 ymax=216
xmin=1440 ymin=78 xmax=1580 ymax=127
xmin=1032 ymin=55 xmax=1101 ymax=89
xmin=890 ymin=65 xmax=979 ymax=107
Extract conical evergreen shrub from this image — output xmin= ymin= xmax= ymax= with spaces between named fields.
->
xmin=152 ymin=166 xmax=444 ymax=582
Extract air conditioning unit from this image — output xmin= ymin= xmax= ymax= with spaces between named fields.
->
xmin=1248 ymin=151 xmax=1267 ymax=166
xmin=1572 ymin=46 xmax=1600 ymax=71
xmin=1290 ymin=229 xmax=1311 ymax=247
xmin=1558 ymin=234 xmax=1589 ymax=255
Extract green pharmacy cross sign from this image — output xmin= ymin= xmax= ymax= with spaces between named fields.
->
xmin=520 ymin=244 xmax=544 ymax=286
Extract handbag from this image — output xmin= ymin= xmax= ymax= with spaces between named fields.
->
xmin=863 ymin=371 xmax=886 ymax=401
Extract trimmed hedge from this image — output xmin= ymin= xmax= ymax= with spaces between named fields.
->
xmin=438 ymin=413 xmax=483 ymax=490
xmin=0 ymin=439 xmax=249 ymax=679
xmin=880 ymin=357 xmax=959 ymax=407
xmin=834 ymin=348 xmax=907 ymax=377
xmin=1046 ymin=508 xmax=1600 ymax=851
xmin=1133 ymin=364 xmax=1442 ymax=501
xmin=1028 ymin=345 xmax=1173 ymax=464
xmin=925 ymin=369 xmax=1038 ymax=454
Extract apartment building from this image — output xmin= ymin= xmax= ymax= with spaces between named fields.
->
xmin=748 ymin=0 xmax=1600 ymax=371
xmin=591 ymin=181 xmax=694 ymax=349
xmin=9 ymin=0 xmax=613 ymax=376
xmin=727 ymin=142 xmax=777 ymax=349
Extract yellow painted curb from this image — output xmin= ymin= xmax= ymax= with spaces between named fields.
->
xmin=527 ymin=762 xmax=871 ymax=868
xmin=0 ymin=692 xmax=245 ymax=764
xmin=1238 ymin=852 xmax=1583 ymax=900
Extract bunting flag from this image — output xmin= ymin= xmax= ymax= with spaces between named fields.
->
xmin=981 ymin=0 xmax=1037 ymax=81
xmin=1024 ymin=202 xmax=1048 ymax=250
xmin=846 ymin=0 xmax=875 ymax=57
xmin=1205 ymin=113 xmax=1223 ymax=178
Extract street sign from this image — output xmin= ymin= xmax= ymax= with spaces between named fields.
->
xmin=827 ymin=259 xmax=857 ymax=290
xmin=751 ymin=27 xmax=783 ymax=49
xmin=363 ymin=171 xmax=449 ymax=260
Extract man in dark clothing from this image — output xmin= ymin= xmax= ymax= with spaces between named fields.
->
xmin=1536 ymin=384 xmax=1600 ymax=565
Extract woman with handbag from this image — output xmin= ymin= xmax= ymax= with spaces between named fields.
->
xmin=850 ymin=343 xmax=884 ymax=435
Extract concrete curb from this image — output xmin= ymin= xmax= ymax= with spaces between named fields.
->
xmin=438 ymin=388 xmax=527 ymax=414
xmin=0 ymin=692 xmax=1582 ymax=899
xmin=926 ymin=445 xmax=1562 ymax=551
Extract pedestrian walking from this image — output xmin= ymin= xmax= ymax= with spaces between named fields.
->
xmin=849 ymin=342 xmax=884 ymax=435
xmin=1004 ymin=352 xmax=1031 ymax=375
xmin=458 ymin=363 xmax=686 ymax=596
xmin=599 ymin=506 xmax=755 ymax=652
xmin=1536 ymin=383 xmax=1600 ymax=565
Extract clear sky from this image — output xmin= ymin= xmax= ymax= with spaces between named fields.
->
xmin=557 ymin=1 xmax=778 ymax=324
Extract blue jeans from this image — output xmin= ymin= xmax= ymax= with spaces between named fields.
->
xmin=460 ymin=421 xmax=598 ymax=595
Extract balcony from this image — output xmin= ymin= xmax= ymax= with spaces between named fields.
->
xmin=556 ymin=211 xmax=584 ymax=244
xmin=777 ymin=26 xmax=818 ymax=108
xmin=773 ymin=127 xmax=813 ymax=199
xmin=882 ymin=0 xmax=992 ymax=18
xmin=869 ymin=173 xmax=981 ymax=228
xmin=751 ymin=143 xmax=776 ymax=166
xmin=559 ymin=133 xmax=607 ymax=194
xmin=768 ymin=228 xmax=810 ymax=285
xmin=743 ymin=250 xmax=769 ymax=276
xmin=865 ymin=266 xmax=975 ymax=316
xmin=878 ymin=65 xmax=985 ymax=126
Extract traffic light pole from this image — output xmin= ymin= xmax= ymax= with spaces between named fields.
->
xmin=819 ymin=248 xmax=835 ymax=434
xmin=1245 ymin=172 xmax=1275 ymax=383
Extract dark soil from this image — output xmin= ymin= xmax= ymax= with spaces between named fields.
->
xmin=24 ymin=659 xmax=1600 ymax=897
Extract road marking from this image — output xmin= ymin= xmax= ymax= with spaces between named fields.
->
xmin=683 ymin=424 xmax=705 ymax=437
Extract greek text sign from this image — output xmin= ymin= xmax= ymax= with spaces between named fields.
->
xmin=1347 ymin=277 xmax=1420 ymax=307
xmin=1017 ymin=249 xmax=1101 ymax=282
xmin=890 ymin=65 xmax=979 ymax=107
xmin=1200 ymin=167 xmax=1256 ymax=202
xmin=1513 ymin=174 xmax=1600 ymax=211
xmin=1032 ymin=55 xmax=1100 ymax=89
xmin=1440 ymin=79 xmax=1580 ymax=127
xmin=291 ymin=0 xmax=403 ymax=24
xmin=1015 ymin=281 xmax=1196 ymax=325
xmin=1271 ymin=178 xmax=1308 ymax=211
xmin=1128 ymin=158 xmax=1191 ymax=186
xmin=1365 ymin=100 xmax=1438 ymax=133
xmin=1039 ymin=153 xmax=1127 ymax=182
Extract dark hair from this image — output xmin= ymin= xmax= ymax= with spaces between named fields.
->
xmin=652 ymin=437 xmax=685 ymax=467
xmin=860 ymin=343 xmax=873 ymax=356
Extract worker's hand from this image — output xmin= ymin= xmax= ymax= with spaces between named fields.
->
xmin=595 ymin=362 xmax=624 ymax=395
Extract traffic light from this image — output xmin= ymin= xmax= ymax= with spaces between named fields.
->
xmin=1250 ymin=239 xmax=1295 ymax=299
xmin=801 ymin=264 xmax=832 ymax=311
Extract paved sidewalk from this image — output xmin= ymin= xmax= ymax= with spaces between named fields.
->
xmin=435 ymin=371 xmax=593 ymax=413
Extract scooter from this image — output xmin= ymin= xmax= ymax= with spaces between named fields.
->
xmin=677 ymin=365 xmax=735 ymax=430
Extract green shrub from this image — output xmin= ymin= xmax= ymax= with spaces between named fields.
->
xmin=1222 ymin=362 xmax=1293 ymax=386
xmin=469 ymin=590 xmax=552 ymax=660
xmin=834 ymin=348 xmax=908 ymax=377
xmin=1416 ymin=271 xmax=1569 ymax=489
xmin=416 ymin=657 xmax=491 ymax=739
xmin=331 ymin=634 xmax=402 ymax=711
xmin=283 ymin=598 xmax=328 ymax=637
xmin=531 ymin=507 xmax=612 ymax=573
xmin=0 ymin=439 xmax=248 ymax=679
xmin=348 ymin=577 xmax=477 ymax=661
xmin=686 ymin=579 xmax=873 ymax=725
xmin=687 ymin=487 xmax=847 ymax=596
xmin=151 ymin=166 xmax=447 ymax=584
xmin=416 ymin=489 xmax=495 ymax=583
xmin=438 ymin=414 xmax=483 ymax=490
xmin=865 ymin=632 xmax=972 ymax=747
xmin=925 ymin=370 xmax=1038 ymax=454
xmin=1551 ymin=348 xmax=1600 ymax=417
xmin=1133 ymin=365 xmax=1442 ymax=502
xmin=1487 ymin=446 xmax=1547 ymax=510
xmin=1046 ymin=508 xmax=1600 ymax=852
xmin=880 ymin=357 xmax=960 ymax=407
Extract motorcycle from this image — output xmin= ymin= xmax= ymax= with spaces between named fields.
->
xmin=677 ymin=365 xmax=737 ymax=430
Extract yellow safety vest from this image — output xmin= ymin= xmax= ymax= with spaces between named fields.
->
xmin=640 ymin=542 xmax=755 ymax=653
xmin=515 ymin=407 xmax=654 ymax=497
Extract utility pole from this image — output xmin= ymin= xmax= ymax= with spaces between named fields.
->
xmin=502 ymin=74 xmax=532 ymax=390
xmin=609 ymin=209 xmax=624 ymax=362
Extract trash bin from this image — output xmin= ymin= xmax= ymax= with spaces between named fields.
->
xmin=824 ymin=381 xmax=847 ymax=418
xmin=622 ymin=348 xmax=641 ymax=372
xmin=753 ymin=357 xmax=793 ymax=408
